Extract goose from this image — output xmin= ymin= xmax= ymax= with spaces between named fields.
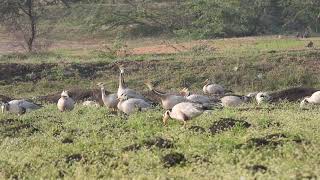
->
xmin=220 ymin=95 xmax=248 ymax=107
xmin=162 ymin=102 xmax=206 ymax=128
xmin=97 ymin=82 xmax=118 ymax=111
xmin=82 ymin=100 xmax=100 ymax=107
xmin=1 ymin=100 xmax=41 ymax=115
xmin=117 ymin=66 xmax=150 ymax=102
xmin=256 ymin=92 xmax=271 ymax=105
xmin=145 ymin=81 xmax=187 ymax=110
xmin=300 ymin=91 xmax=320 ymax=108
xmin=117 ymin=93 xmax=152 ymax=115
xmin=180 ymin=87 xmax=219 ymax=108
xmin=203 ymin=79 xmax=228 ymax=96
xmin=57 ymin=90 xmax=75 ymax=112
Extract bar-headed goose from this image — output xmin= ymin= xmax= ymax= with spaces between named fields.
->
xmin=300 ymin=91 xmax=320 ymax=108
xmin=163 ymin=102 xmax=205 ymax=128
xmin=117 ymin=93 xmax=152 ymax=115
xmin=117 ymin=66 xmax=149 ymax=102
xmin=256 ymin=92 xmax=271 ymax=105
xmin=1 ymin=100 xmax=41 ymax=115
xmin=220 ymin=95 xmax=249 ymax=107
xmin=203 ymin=79 xmax=227 ymax=96
xmin=97 ymin=82 xmax=118 ymax=111
xmin=180 ymin=87 xmax=219 ymax=108
xmin=57 ymin=90 xmax=75 ymax=112
xmin=145 ymin=81 xmax=187 ymax=110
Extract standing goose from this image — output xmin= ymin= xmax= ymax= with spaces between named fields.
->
xmin=97 ymin=82 xmax=118 ymax=111
xmin=145 ymin=81 xmax=187 ymax=110
xmin=162 ymin=102 xmax=206 ymax=128
xmin=1 ymin=100 xmax=41 ymax=115
xmin=256 ymin=92 xmax=271 ymax=105
xmin=203 ymin=79 xmax=228 ymax=96
xmin=117 ymin=66 xmax=150 ymax=102
xmin=180 ymin=87 xmax=218 ymax=108
xmin=117 ymin=93 xmax=152 ymax=115
xmin=220 ymin=95 xmax=249 ymax=107
xmin=57 ymin=90 xmax=75 ymax=112
xmin=300 ymin=91 xmax=320 ymax=108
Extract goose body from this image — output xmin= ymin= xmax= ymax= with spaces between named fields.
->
xmin=117 ymin=94 xmax=151 ymax=115
xmin=203 ymin=79 xmax=226 ymax=96
xmin=117 ymin=66 xmax=149 ymax=101
xmin=57 ymin=91 xmax=75 ymax=112
xmin=97 ymin=83 xmax=118 ymax=110
xmin=82 ymin=101 xmax=100 ymax=107
xmin=180 ymin=88 xmax=218 ymax=108
xmin=145 ymin=82 xmax=187 ymax=110
xmin=163 ymin=102 xmax=205 ymax=127
xmin=1 ymin=100 xmax=41 ymax=115
xmin=256 ymin=92 xmax=271 ymax=105
xmin=220 ymin=95 xmax=248 ymax=107
xmin=300 ymin=91 xmax=320 ymax=108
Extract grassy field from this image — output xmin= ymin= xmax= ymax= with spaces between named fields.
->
xmin=1 ymin=35 xmax=320 ymax=179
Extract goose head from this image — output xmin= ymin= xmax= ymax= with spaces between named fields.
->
xmin=97 ymin=82 xmax=105 ymax=88
xmin=203 ymin=79 xmax=211 ymax=86
xmin=119 ymin=65 xmax=125 ymax=74
xmin=61 ymin=90 xmax=70 ymax=98
xmin=144 ymin=80 xmax=154 ymax=91
xmin=300 ymin=97 xmax=310 ymax=109
xmin=1 ymin=102 xmax=9 ymax=113
xmin=162 ymin=110 xmax=171 ymax=126
xmin=256 ymin=92 xmax=271 ymax=105
xmin=180 ymin=87 xmax=190 ymax=97
xmin=118 ymin=93 xmax=129 ymax=101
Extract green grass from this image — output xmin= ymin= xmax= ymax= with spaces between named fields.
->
xmin=0 ymin=103 xmax=319 ymax=179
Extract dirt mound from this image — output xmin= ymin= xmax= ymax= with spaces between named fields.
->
xmin=209 ymin=118 xmax=251 ymax=135
xmin=245 ymin=164 xmax=268 ymax=174
xmin=162 ymin=152 xmax=186 ymax=168
xmin=61 ymin=137 xmax=74 ymax=144
xmin=237 ymin=133 xmax=309 ymax=149
xmin=0 ymin=94 xmax=12 ymax=102
xmin=270 ymin=87 xmax=319 ymax=102
xmin=65 ymin=154 xmax=84 ymax=164
xmin=122 ymin=137 xmax=173 ymax=152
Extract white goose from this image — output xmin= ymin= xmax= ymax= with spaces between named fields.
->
xmin=220 ymin=95 xmax=248 ymax=107
xmin=163 ymin=102 xmax=205 ymax=128
xmin=256 ymin=92 xmax=271 ymax=105
xmin=180 ymin=87 xmax=218 ymax=108
xmin=1 ymin=100 xmax=41 ymax=115
xmin=203 ymin=79 xmax=227 ymax=96
xmin=97 ymin=82 xmax=118 ymax=111
xmin=57 ymin=90 xmax=75 ymax=112
xmin=117 ymin=93 xmax=152 ymax=115
xmin=145 ymin=81 xmax=187 ymax=110
xmin=117 ymin=66 xmax=149 ymax=101
xmin=300 ymin=91 xmax=320 ymax=108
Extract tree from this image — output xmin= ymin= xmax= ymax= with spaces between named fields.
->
xmin=0 ymin=0 xmax=70 ymax=52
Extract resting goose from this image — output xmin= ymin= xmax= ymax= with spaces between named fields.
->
xmin=82 ymin=100 xmax=100 ymax=107
xmin=203 ymin=79 xmax=227 ymax=96
xmin=300 ymin=91 xmax=320 ymax=108
xmin=220 ymin=95 xmax=248 ymax=107
xmin=117 ymin=66 xmax=149 ymax=102
xmin=180 ymin=87 xmax=218 ymax=108
xmin=57 ymin=90 xmax=75 ymax=112
xmin=256 ymin=92 xmax=271 ymax=105
xmin=117 ymin=93 xmax=152 ymax=115
xmin=1 ymin=100 xmax=41 ymax=115
xmin=163 ymin=102 xmax=205 ymax=128
xmin=97 ymin=82 xmax=118 ymax=111
xmin=145 ymin=81 xmax=187 ymax=110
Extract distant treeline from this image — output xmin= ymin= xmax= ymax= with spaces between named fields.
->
xmin=66 ymin=0 xmax=320 ymax=38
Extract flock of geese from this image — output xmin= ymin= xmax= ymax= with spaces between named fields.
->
xmin=1 ymin=66 xmax=320 ymax=127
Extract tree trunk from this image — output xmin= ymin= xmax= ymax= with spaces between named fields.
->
xmin=26 ymin=0 xmax=36 ymax=52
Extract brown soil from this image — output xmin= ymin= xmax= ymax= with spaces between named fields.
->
xmin=270 ymin=87 xmax=319 ymax=102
